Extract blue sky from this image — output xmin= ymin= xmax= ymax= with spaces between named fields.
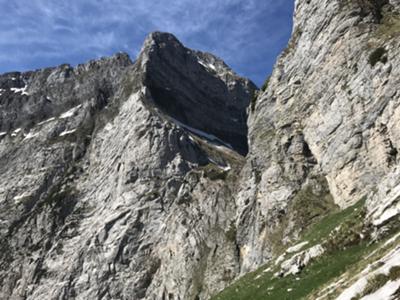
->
xmin=0 ymin=0 xmax=294 ymax=86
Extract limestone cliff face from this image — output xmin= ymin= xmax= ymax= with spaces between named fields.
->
xmin=222 ymin=0 xmax=400 ymax=298
xmin=2 ymin=0 xmax=400 ymax=299
xmin=0 ymin=33 xmax=255 ymax=300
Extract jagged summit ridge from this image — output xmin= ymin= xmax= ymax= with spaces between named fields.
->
xmin=0 ymin=31 xmax=256 ymax=156
xmin=0 ymin=32 xmax=255 ymax=300
xmin=138 ymin=31 xmax=257 ymax=155
xmin=0 ymin=52 xmax=133 ymax=134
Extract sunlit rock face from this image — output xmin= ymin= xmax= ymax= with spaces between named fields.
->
xmin=2 ymin=0 xmax=400 ymax=298
xmin=222 ymin=2 xmax=400 ymax=298
xmin=0 ymin=32 xmax=256 ymax=300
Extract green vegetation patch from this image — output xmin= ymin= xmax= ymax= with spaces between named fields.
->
xmin=250 ymin=91 xmax=259 ymax=112
xmin=211 ymin=197 xmax=369 ymax=300
xmin=225 ymin=221 xmax=237 ymax=242
xmin=290 ymin=177 xmax=338 ymax=241
xmin=200 ymin=163 xmax=229 ymax=181
xmin=308 ymin=231 xmax=400 ymax=300
xmin=368 ymin=47 xmax=388 ymax=67
xmin=389 ymin=265 xmax=400 ymax=281
xmin=301 ymin=196 xmax=366 ymax=247
xmin=261 ymin=76 xmax=271 ymax=92
xmin=352 ymin=266 xmax=400 ymax=299
xmin=251 ymin=76 xmax=270 ymax=112
xmin=375 ymin=13 xmax=400 ymax=40
xmin=211 ymin=242 xmax=377 ymax=300
xmin=267 ymin=176 xmax=338 ymax=254
xmin=361 ymin=273 xmax=389 ymax=297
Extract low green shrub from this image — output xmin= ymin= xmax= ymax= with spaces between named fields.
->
xmin=225 ymin=221 xmax=237 ymax=242
xmin=261 ymin=76 xmax=270 ymax=92
xmin=362 ymin=273 xmax=388 ymax=296
xmin=389 ymin=265 xmax=400 ymax=280
xmin=201 ymin=163 xmax=228 ymax=181
xmin=368 ymin=47 xmax=387 ymax=67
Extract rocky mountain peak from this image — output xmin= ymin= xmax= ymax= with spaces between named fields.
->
xmin=137 ymin=31 xmax=257 ymax=155
xmin=2 ymin=0 xmax=400 ymax=298
xmin=0 ymin=53 xmax=133 ymax=134
xmin=142 ymin=31 xmax=184 ymax=49
xmin=0 ymin=30 xmax=257 ymax=300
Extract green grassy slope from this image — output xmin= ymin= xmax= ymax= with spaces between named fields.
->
xmin=211 ymin=198 xmax=400 ymax=300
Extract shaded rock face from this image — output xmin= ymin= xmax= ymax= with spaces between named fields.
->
xmin=141 ymin=32 xmax=256 ymax=155
xmin=0 ymin=32 xmax=255 ymax=300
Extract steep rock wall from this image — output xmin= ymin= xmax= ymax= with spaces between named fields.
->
xmin=0 ymin=33 xmax=255 ymax=300
xmin=235 ymin=0 xmax=400 ymax=273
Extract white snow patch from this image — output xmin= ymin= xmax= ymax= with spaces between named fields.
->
xmin=14 ymin=193 xmax=30 ymax=202
xmin=209 ymin=158 xmax=232 ymax=171
xmin=337 ymin=246 xmax=400 ymax=300
xmin=59 ymin=105 xmax=82 ymax=119
xmin=11 ymin=77 xmax=16 ymax=80
xmin=11 ymin=128 xmax=22 ymax=137
xmin=59 ymin=129 xmax=76 ymax=137
xmin=315 ymin=278 xmax=347 ymax=300
xmin=104 ymin=123 xmax=113 ymax=131
xmin=207 ymin=63 xmax=216 ymax=71
xmin=254 ymin=274 xmax=263 ymax=280
xmin=11 ymin=86 xmax=29 ymax=96
xmin=38 ymin=117 xmax=56 ymax=126
xmin=0 ymin=132 xmax=6 ymax=137
xmin=222 ymin=164 xmax=231 ymax=171
xmin=376 ymin=248 xmax=400 ymax=276
xmin=279 ymin=244 xmax=325 ymax=277
xmin=337 ymin=277 xmax=368 ymax=300
xmin=383 ymin=232 xmax=400 ymax=248
xmin=286 ymin=241 xmax=309 ymax=254
xmin=197 ymin=60 xmax=207 ymax=69
xmin=170 ymin=117 xmax=233 ymax=150
xmin=23 ymin=132 xmax=38 ymax=140
xmin=361 ymin=279 xmax=400 ymax=300
xmin=198 ymin=59 xmax=217 ymax=71
xmin=275 ymin=253 xmax=286 ymax=266
xmin=370 ymin=182 xmax=400 ymax=226
xmin=263 ymin=267 xmax=272 ymax=273
xmin=374 ymin=205 xmax=400 ymax=226
xmin=365 ymin=232 xmax=400 ymax=261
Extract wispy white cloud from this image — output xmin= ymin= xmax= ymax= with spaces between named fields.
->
xmin=0 ymin=0 xmax=294 ymax=85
